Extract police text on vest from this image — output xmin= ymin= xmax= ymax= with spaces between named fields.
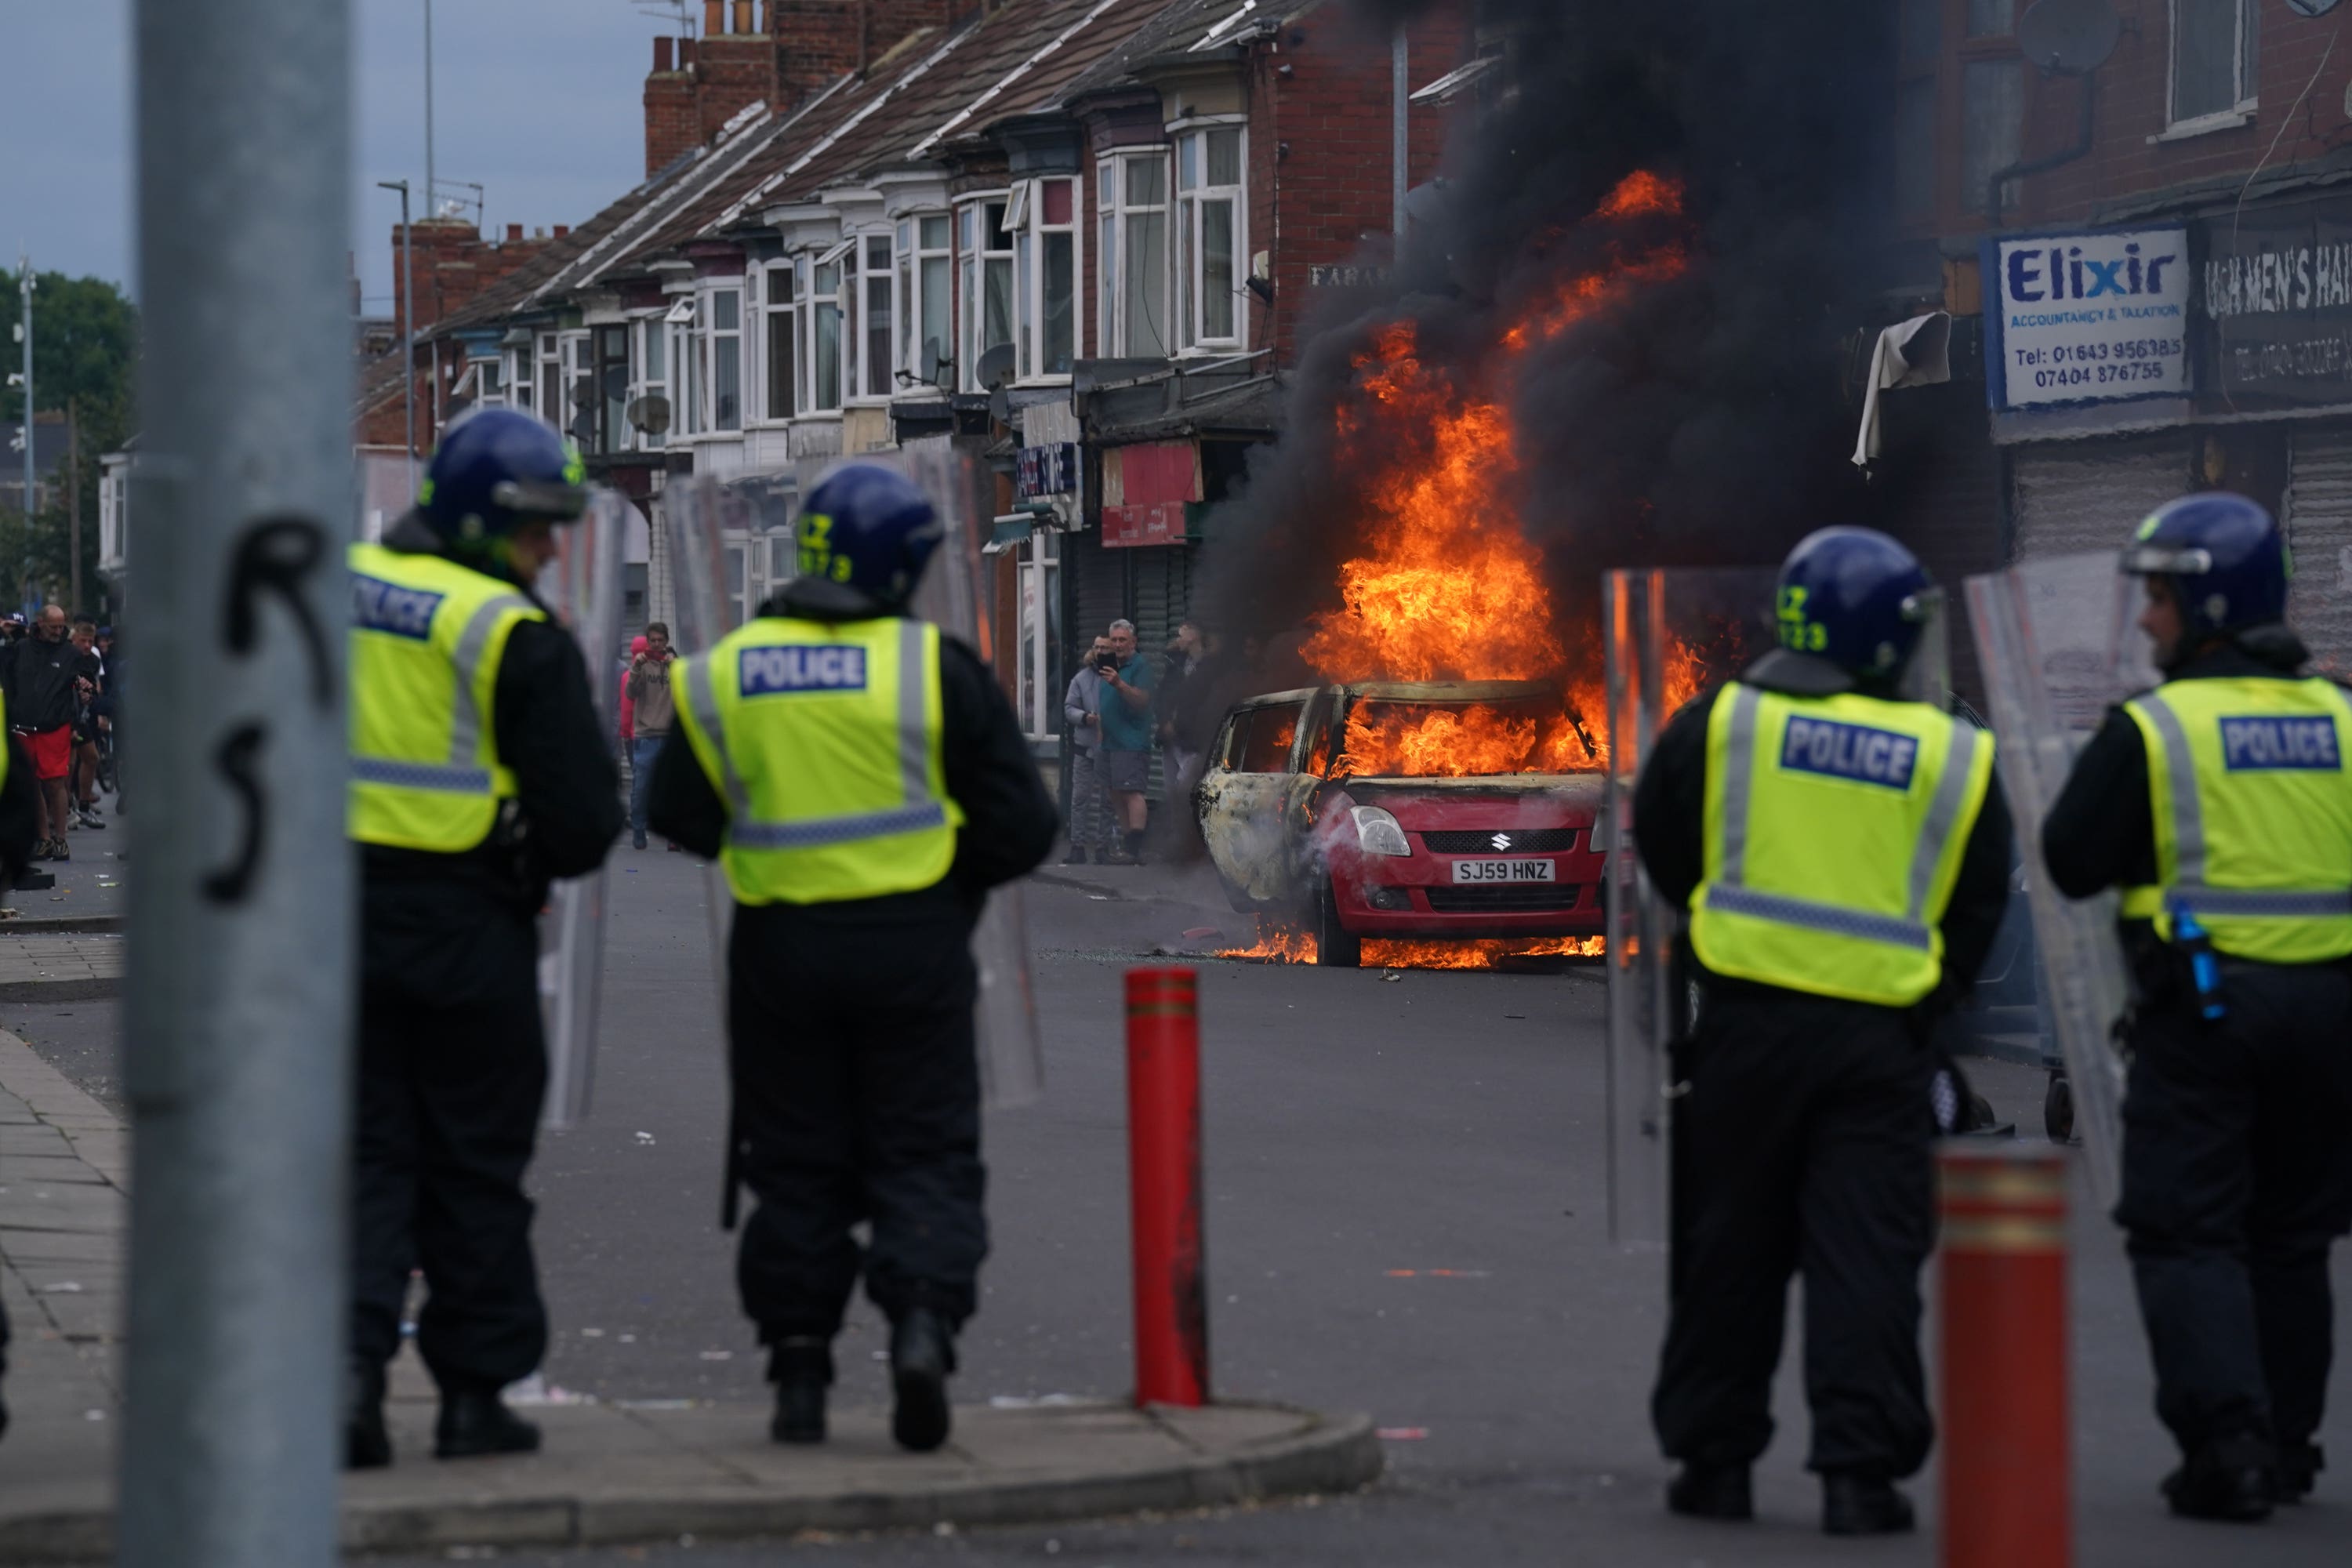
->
xmin=740 ymin=644 xmax=869 ymax=695
xmin=353 ymin=575 xmax=444 ymax=640
xmin=1778 ymin=717 xmax=1920 ymax=790
xmin=2219 ymin=715 xmax=2341 ymax=771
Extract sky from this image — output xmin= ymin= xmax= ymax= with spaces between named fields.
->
xmin=0 ymin=0 xmax=669 ymax=313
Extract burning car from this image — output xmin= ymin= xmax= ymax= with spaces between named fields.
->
xmin=1196 ymin=679 xmax=1604 ymax=967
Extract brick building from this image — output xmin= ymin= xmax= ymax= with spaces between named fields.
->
xmin=1875 ymin=0 xmax=2352 ymax=684
xmin=403 ymin=0 xmax=1481 ymax=754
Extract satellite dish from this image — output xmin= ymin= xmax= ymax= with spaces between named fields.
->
xmin=627 ymin=393 xmax=673 ymax=435
xmin=2017 ymin=0 xmax=2121 ymax=75
xmin=2286 ymin=0 xmax=2343 ymax=17
xmin=975 ymin=342 xmax=1017 ymax=393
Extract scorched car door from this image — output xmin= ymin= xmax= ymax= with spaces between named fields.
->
xmin=1197 ymin=701 xmax=1312 ymax=909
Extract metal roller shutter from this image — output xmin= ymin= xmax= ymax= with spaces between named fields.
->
xmin=2010 ymin=435 xmax=2186 ymax=561
xmin=2285 ymin=423 xmax=2352 ymax=670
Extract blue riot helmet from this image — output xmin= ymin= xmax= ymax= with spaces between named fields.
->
xmin=788 ymin=463 xmax=944 ymax=618
xmin=413 ymin=408 xmax=588 ymax=562
xmin=2119 ymin=492 xmax=2288 ymax=645
xmin=1774 ymin=526 xmax=1936 ymax=681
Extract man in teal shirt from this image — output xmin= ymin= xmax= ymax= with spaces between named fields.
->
xmin=1098 ymin=618 xmax=1157 ymax=863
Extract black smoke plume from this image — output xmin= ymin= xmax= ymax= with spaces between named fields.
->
xmin=1202 ymin=0 xmax=1894 ymax=677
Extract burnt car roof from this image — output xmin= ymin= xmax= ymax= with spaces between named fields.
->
xmin=1231 ymin=680 xmax=1562 ymax=708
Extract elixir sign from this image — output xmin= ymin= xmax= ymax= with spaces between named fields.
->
xmin=1983 ymin=227 xmax=2191 ymax=412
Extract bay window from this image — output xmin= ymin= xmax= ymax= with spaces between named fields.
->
xmin=895 ymin=214 xmax=953 ymax=389
xmin=960 ymin=198 xmax=1015 ymax=391
xmin=632 ymin=315 xmax=667 ymax=448
xmin=763 ymin=263 xmax=797 ymax=420
xmin=807 ymin=256 xmax=844 ymax=413
xmin=475 ymin=358 xmax=505 ymax=410
xmin=853 ymin=234 xmax=895 ymax=401
xmin=1174 ymin=125 xmax=1245 ymax=352
xmin=1102 ymin=153 xmax=1171 ymax=358
xmin=593 ymin=324 xmax=629 ymax=454
xmin=710 ymin=286 xmax=743 ymax=432
xmin=1022 ymin=176 xmax=1078 ymax=378
xmin=506 ymin=346 xmax=533 ymax=416
xmin=537 ymin=332 xmax=562 ymax=430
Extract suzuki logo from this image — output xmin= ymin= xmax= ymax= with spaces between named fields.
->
xmin=1490 ymin=832 xmax=1513 ymax=851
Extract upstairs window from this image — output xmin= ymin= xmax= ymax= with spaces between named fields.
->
xmin=1102 ymin=153 xmax=1172 ymax=358
xmin=1012 ymin=176 xmax=1079 ymax=379
xmin=896 ymin=213 xmax=954 ymax=389
xmin=631 ymin=316 xmax=667 ymax=449
xmin=808 ymin=256 xmax=844 ymax=413
xmin=538 ymin=332 xmax=563 ymax=430
xmin=1174 ymin=127 xmax=1245 ymax=352
xmin=852 ymin=234 xmax=895 ymax=401
xmin=710 ymin=287 xmax=743 ymax=432
xmin=763 ymin=263 xmax=797 ymax=420
xmin=593 ymin=324 xmax=630 ymax=454
xmin=2171 ymin=0 xmax=2259 ymax=129
xmin=960 ymin=198 xmax=1015 ymax=391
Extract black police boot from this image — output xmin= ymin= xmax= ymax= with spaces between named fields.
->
xmin=889 ymin=1308 xmax=956 ymax=1454
xmin=1664 ymin=1462 xmax=1752 ymax=1521
xmin=769 ymin=1337 xmax=831 ymax=1445
xmin=2164 ymin=1433 xmax=2275 ymax=1522
xmin=345 ymin=1366 xmax=391 ymax=1471
xmin=1822 ymin=1472 xmax=1916 ymax=1535
xmin=433 ymin=1386 xmax=541 ymax=1461
xmin=2274 ymin=1442 xmax=2322 ymax=1504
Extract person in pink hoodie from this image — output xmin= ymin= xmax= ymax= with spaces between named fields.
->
xmin=619 ymin=635 xmax=645 ymax=757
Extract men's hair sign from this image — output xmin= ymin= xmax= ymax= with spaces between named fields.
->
xmin=1985 ymin=226 xmax=2191 ymax=412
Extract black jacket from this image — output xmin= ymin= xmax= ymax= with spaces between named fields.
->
xmin=361 ymin=535 xmax=624 ymax=915
xmin=1633 ymin=649 xmax=2016 ymax=1008
xmin=647 ymin=592 xmax=1059 ymax=926
xmin=3 ymin=633 xmax=99 ymax=734
xmin=2042 ymin=633 xmax=2321 ymax=902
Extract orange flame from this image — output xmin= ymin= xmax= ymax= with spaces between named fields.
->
xmin=1218 ymin=927 xmax=1606 ymax=969
xmin=1299 ymin=170 xmax=1700 ymax=779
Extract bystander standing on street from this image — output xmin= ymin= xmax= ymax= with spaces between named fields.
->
xmin=627 ymin=623 xmax=678 ymax=851
xmin=67 ymin=617 xmax=107 ymax=831
xmin=1061 ymin=636 xmax=1113 ymax=864
xmin=0 ymin=714 xmax=45 ymax=1439
xmin=0 ymin=606 xmax=100 ymax=862
xmin=619 ymin=635 xmax=643 ymax=768
xmin=1098 ymin=619 xmax=1156 ymax=865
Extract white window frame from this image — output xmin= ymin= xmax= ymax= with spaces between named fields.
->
xmin=505 ymin=346 xmax=534 ymax=417
xmin=537 ymin=332 xmax=564 ymax=432
xmin=848 ymin=230 xmax=897 ymax=405
xmin=474 ymin=354 xmax=506 ymax=410
xmin=895 ymin=212 xmax=955 ymax=390
xmin=801 ymin=253 xmax=845 ymax=416
xmin=758 ymin=261 xmax=797 ymax=423
xmin=1015 ymin=528 xmax=1062 ymax=741
xmin=1014 ymin=174 xmax=1082 ymax=383
xmin=1173 ymin=122 xmax=1247 ymax=354
xmin=708 ymin=283 xmax=745 ymax=434
xmin=557 ymin=330 xmax=593 ymax=446
xmin=2165 ymin=0 xmax=2259 ymax=136
xmin=1102 ymin=151 xmax=1174 ymax=359
xmin=629 ymin=314 xmax=667 ymax=450
xmin=959 ymin=193 xmax=1016 ymax=393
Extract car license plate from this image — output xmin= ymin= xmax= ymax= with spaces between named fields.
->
xmin=1451 ymin=858 xmax=1556 ymax=884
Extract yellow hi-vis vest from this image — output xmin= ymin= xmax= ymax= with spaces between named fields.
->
xmin=1687 ymin=684 xmax=1994 ymax=1007
xmin=347 ymin=542 xmax=545 ymax=852
xmin=2118 ymin=676 xmax=2352 ymax=963
xmin=673 ymin=615 xmax=964 ymax=906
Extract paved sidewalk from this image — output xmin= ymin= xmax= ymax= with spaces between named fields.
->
xmin=0 ymin=938 xmax=122 ymax=1003
xmin=0 ymin=1030 xmax=1377 ymax=1560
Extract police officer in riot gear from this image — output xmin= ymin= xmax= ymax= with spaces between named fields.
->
xmin=344 ymin=409 xmax=623 ymax=1468
xmin=648 ymin=463 xmax=1055 ymax=1452
xmin=1633 ymin=528 xmax=2014 ymax=1534
xmin=2045 ymin=492 xmax=2352 ymax=1520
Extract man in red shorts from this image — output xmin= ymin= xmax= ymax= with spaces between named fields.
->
xmin=2 ymin=606 xmax=98 ymax=861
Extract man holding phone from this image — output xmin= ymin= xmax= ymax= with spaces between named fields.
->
xmin=1060 ymin=637 xmax=1114 ymax=864
xmin=1098 ymin=619 xmax=1156 ymax=864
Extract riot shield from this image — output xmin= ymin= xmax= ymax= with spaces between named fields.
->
xmin=1602 ymin=568 xmax=1780 ymax=1249
xmin=660 ymin=475 xmax=754 ymax=1000
xmin=530 ymin=489 xmax=631 ymax=1130
xmin=897 ymin=438 xmax=1045 ymax=1109
xmin=1963 ymin=552 xmax=2151 ymax=1205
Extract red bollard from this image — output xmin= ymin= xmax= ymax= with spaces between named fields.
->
xmin=1125 ymin=966 xmax=1207 ymax=1407
xmin=1938 ymin=1144 xmax=2070 ymax=1568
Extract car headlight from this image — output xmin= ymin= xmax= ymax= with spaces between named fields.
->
xmin=1350 ymin=805 xmax=1411 ymax=857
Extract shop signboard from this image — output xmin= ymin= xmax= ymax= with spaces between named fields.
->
xmin=1982 ymin=225 xmax=2192 ymax=412
xmin=2194 ymin=194 xmax=2352 ymax=411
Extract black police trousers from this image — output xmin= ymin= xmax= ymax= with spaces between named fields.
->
xmin=349 ymin=884 xmax=550 ymax=1396
xmin=2118 ymin=959 xmax=2352 ymax=1458
xmin=728 ymin=903 xmax=987 ymax=1345
xmin=1653 ymin=987 xmax=1936 ymax=1479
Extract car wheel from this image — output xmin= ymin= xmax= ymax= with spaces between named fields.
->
xmin=2043 ymin=1072 xmax=2074 ymax=1144
xmin=1313 ymin=880 xmax=1362 ymax=969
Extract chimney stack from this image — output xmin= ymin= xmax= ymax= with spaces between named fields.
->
xmin=654 ymin=34 xmax=673 ymax=72
xmin=645 ymin=30 xmax=702 ymax=175
xmin=704 ymin=1 xmax=725 ymax=34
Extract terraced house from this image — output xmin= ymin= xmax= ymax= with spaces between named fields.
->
xmin=368 ymin=0 xmax=1479 ymax=757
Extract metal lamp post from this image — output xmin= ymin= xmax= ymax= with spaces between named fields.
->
xmin=16 ymin=253 xmax=32 ymax=614
xmin=122 ymin=0 xmax=355 ymax=1561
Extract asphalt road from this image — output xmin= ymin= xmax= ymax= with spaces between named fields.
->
xmin=16 ymin=847 xmax=2350 ymax=1565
